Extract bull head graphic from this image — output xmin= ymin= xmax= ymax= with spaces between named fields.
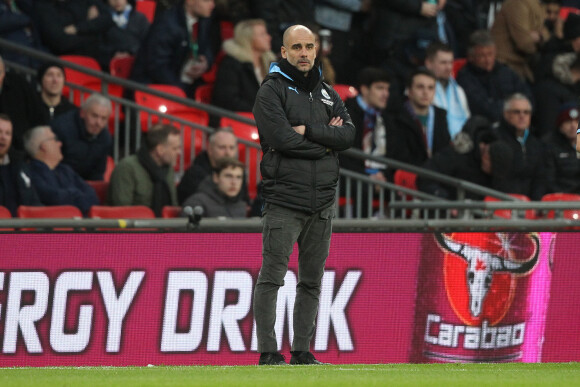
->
xmin=435 ymin=233 xmax=539 ymax=317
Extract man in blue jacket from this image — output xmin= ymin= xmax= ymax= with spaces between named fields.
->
xmin=252 ymin=25 xmax=355 ymax=366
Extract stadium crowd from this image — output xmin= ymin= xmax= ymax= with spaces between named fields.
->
xmin=1 ymin=0 xmax=580 ymax=218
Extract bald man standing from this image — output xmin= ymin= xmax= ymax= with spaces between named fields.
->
xmin=252 ymin=25 xmax=355 ymax=365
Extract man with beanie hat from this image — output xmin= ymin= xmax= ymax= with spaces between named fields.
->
xmin=37 ymin=62 xmax=78 ymax=124
xmin=545 ymin=102 xmax=580 ymax=193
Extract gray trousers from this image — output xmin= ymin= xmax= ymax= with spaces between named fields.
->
xmin=254 ymin=202 xmax=334 ymax=353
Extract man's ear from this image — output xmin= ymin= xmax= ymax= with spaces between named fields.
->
xmin=212 ymin=171 xmax=219 ymax=184
xmin=281 ymin=46 xmax=287 ymax=59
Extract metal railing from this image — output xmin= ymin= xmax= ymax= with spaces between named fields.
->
xmin=0 ymin=38 xmax=567 ymax=221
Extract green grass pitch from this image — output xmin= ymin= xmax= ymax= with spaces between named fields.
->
xmin=1 ymin=363 xmax=579 ymax=387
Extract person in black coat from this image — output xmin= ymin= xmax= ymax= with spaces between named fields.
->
xmin=545 ymin=104 xmax=580 ymax=194
xmin=36 ymin=62 xmax=78 ymax=124
xmin=0 ymin=0 xmax=45 ymax=68
xmin=339 ymin=67 xmax=395 ymax=217
xmin=532 ymin=53 xmax=580 ymax=137
xmin=100 ymin=0 xmax=150 ymax=70
xmin=35 ymin=0 xmax=114 ymax=61
xmin=0 ymin=56 xmax=44 ymax=151
xmin=494 ymin=93 xmax=548 ymax=200
xmin=456 ymin=30 xmax=533 ymax=125
xmin=211 ymin=19 xmax=276 ymax=113
xmin=0 ymin=114 xmax=41 ymax=216
xmin=130 ymin=0 xmax=219 ymax=97
xmin=51 ymin=94 xmax=112 ymax=181
xmin=390 ymin=68 xmax=451 ymax=168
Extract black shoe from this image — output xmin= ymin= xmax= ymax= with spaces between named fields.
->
xmin=290 ymin=351 xmax=328 ymax=365
xmin=258 ymin=352 xmax=287 ymax=365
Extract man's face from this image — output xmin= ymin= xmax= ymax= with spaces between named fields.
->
xmin=41 ymin=67 xmax=65 ymax=97
xmin=361 ymin=81 xmax=390 ymax=110
xmin=504 ymin=99 xmax=532 ymax=133
xmin=0 ymin=118 xmax=13 ymax=158
xmin=281 ymin=27 xmax=317 ymax=73
xmin=479 ymin=142 xmax=492 ymax=174
xmin=544 ymin=3 xmax=560 ymax=24
xmin=39 ymin=128 xmax=63 ymax=163
xmin=426 ymin=51 xmax=454 ymax=81
xmin=187 ymin=0 xmax=215 ymax=18
xmin=560 ymin=118 xmax=580 ymax=142
xmin=157 ymin=133 xmax=182 ymax=167
xmin=213 ymin=166 xmax=244 ymax=198
xmin=407 ymin=74 xmax=436 ymax=110
xmin=252 ymin=23 xmax=272 ymax=53
xmin=81 ymin=103 xmax=111 ymax=136
xmin=469 ymin=44 xmax=496 ymax=72
xmin=208 ymin=132 xmax=237 ymax=166
xmin=108 ymin=0 xmax=128 ymax=12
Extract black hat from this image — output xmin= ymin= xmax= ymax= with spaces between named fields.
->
xmin=564 ymin=13 xmax=580 ymax=41
xmin=36 ymin=62 xmax=65 ymax=84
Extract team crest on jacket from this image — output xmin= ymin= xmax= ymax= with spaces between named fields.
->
xmin=321 ymin=88 xmax=333 ymax=106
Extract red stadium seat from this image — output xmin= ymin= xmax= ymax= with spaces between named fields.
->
xmin=59 ymin=55 xmax=102 ymax=106
xmin=194 ymin=83 xmax=214 ymax=104
xmin=104 ymin=156 xmax=115 ymax=183
xmin=162 ymin=206 xmax=182 ymax=218
xmin=541 ymin=192 xmax=580 ymax=220
xmin=86 ymin=180 xmax=109 ymax=205
xmin=219 ymin=112 xmax=262 ymax=199
xmin=89 ymin=205 xmax=155 ymax=219
xmin=220 ymin=21 xmax=234 ymax=40
xmin=135 ymin=84 xmax=209 ymax=169
xmin=560 ymin=6 xmax=580 ymax=20
xmin=394 ymin=170 xmax=417 ymax=191
xmin=484 ymin=194 xmax=534 ymax=220
xmin=17 ymin=205 xmax=82 ymax=218
xmin=452 ymin=58 xmax=467 ymax=78
xmin=17 ymin=205 xmax=83 ymax=231
xmin=136 ymin=0 xmax=156 ymax=23
xmin=0 ymin=206 xmax=11 ymax=218
xmin=109 ymin=55 xmax=135 ymax=79
xmin=333 ymin=84 xmax=358 ymax=101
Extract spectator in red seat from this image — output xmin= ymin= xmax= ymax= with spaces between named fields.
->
xmin=108 ymin=124 xmax=180 ymax=216
xmin=36 ymin=62 xmax=77 ymax=123
xmin=494 ymin=93 xmax=548 ymax=200
xmin=177 ymin=127 xmax=249 ymax=205
xmin=211 ymin=19 xmax=276 ymax=112
xmin=545 ymin=103 xmax=580 ymax=193
xmin=35 ymin=0 xmax=114 ymax=62
xmin=0 ymin=55 xmax=44 ymax=151
xmin=100 ymin=0 xmax=150 ymax=70
xmin=51 ymin=94 xmax=112 ymax=181
xmin=0 ymin=114 xmax=41 ymax=216
xmin=130 ymin=0 xmax=219 ymax=97
xmin=390 ymin=68 xmax=451 ymax=167
xmin=24 ymin=125 xmax=98 ymax=215
xmin=181 ymin=157 xmax=247 ymax=218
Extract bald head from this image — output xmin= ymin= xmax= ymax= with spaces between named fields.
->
xmin=281 ymin=25 xmax=317 ymax=74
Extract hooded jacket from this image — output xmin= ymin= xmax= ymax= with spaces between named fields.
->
xmin=253 ymin=61 xmax=355 ymax=213
xmin=181 ymin=175 xmax=247 ymax=218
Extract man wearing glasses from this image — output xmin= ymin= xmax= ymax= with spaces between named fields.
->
xmin=495 ymin=93 xmax=548 ymax=200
